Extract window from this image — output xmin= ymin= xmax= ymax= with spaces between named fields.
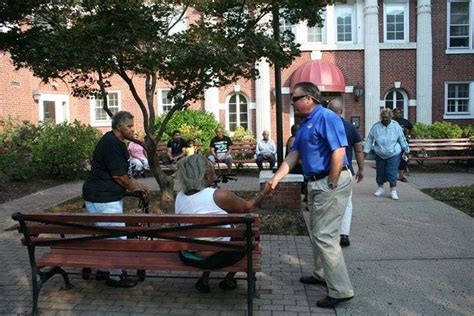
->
xmin=446 ymin=83 xmax=470 ymax=114
xmin=228 ymin=94 xmax=248 ymax=132
xmin=384 ymin=3 xmax=408 ymax=42
xmin=447 ymin=0 xmax=472 ymax=49
xmin=336 ymin=7 xmax=353 ymax=42
xmin=279 ymin=18 xmax=295 ymax=41
xmin=384 ymin=89 xmax=407 ymax=113
xmin=93 ymin=92 xmax=120 ymax=122
xmin=160 ymin=89 xmax=174 ymax=113
xmin=308 ymin=25 xmax=322 ymax=42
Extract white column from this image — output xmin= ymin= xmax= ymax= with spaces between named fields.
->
xmin=326 ymin=5 xmax=336 ymax=45
xmin=364 ymin=0 xmax=381 ymax=136
xmin=416 ymin=0 xmax=433 ymax=124
xmin=204 ymin=87 xmax=219 ymax=121
xmin=255 ymin=58 xmax=272 ymax=139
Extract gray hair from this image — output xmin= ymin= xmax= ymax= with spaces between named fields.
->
xmin=380 ymin=108 xmax=393 ymax=118
xmin=293 ymin=82 xmax=321 ymax=103
xmin=175 ymin=155 xmax=214 ymax=192
xmin=112 ymin=111 xmax=134 ymax=129
xmin=328 ymin=98 xmax=344 ymax=115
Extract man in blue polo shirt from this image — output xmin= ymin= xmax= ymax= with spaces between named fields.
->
xmin=266 ymin=82 xmax=354 ymax=308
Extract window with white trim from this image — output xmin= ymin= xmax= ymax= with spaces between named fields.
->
xmin=159 ymin=89 xmax=174 ymax=113
xmin=336 ymin=6 xmax=353 ymax=42
xmin=447 ymin=0 xmax=472 ymax=49
xmin=446 ymin=83 xmax=470 ymax=114
xmin=384 ymin=89 xmax=407 ymax=114
xmin=228 ymin=93 xmax=248 ymax=132
xmin=384 ymin=2 xmax=408 ymax=42
xmin=92 ymin=92 xmax=120 ymax=123
xmin=308 ymin=25 xmax=322 ymax=42
xmin=279 ymin=18 xmax=295 ymax=42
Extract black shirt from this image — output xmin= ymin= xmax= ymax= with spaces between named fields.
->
xmin=394 ymin=117 xmax=413 ymax=136
xmin=167 ymin=138 xmax=187 ymax=157
xmin=341 ymin=117 xmax=362 ymax=175
xmin=210 ymin=136 xmax=233 ymax=155
xmin=82 ymin=131 xmax=130 ymax=203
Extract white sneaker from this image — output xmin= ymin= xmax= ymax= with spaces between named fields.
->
xmin=374 ymin=187 xmax=384 ymax=197
xmin=391 ymin=190 xmax=399 ymax=200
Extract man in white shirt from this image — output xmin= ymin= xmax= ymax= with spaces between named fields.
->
xmin=256 ymin=130 xmax=276 ymax=171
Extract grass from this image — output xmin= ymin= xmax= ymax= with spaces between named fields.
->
xmin=47 ymin=190 xmax=308 ymax=236
xmin=421 ymin=185 xmax=474 ymax=217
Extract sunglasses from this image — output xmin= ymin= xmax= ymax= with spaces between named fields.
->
xmin=291 ymin=95 xmax=308 ymax=103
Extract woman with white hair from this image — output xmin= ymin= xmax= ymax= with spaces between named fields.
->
xmin=363 ymin=108 xmax=409 ymax=200
xmin=175 ymin=154 xmax=269 ymax=293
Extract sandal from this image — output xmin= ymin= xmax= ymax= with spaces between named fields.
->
xmin=195 ymin=278 xmax=210 ymax=293
xmin=219 ymin=279 xmax=237 ymax=290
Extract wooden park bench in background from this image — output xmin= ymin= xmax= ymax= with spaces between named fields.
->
xmin=231 ymin=141 xmax=257 ymax=170
xmin=409 ymin=138 xmax=474 ymax=168
xmin=12 ymin=212 xmax=261 ymax=316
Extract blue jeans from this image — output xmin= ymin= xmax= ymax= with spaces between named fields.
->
xmin=375 ymin=154 xmax=401 ymax=185
xmin=84 ymin=200 xmax=125 ymax=280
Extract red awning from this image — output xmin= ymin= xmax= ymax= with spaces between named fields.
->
xmin=290 ymin=60 xmax=346 ymax=92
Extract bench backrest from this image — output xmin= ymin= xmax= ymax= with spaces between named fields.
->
xmin=156 ymin=142 xmax=202 ymax=160
xmin=409 ymin=138 xmax=473 ymax=152
xmin=12 ymin=213 xmax=260 ymax=253
xmin=232 ymin=141 xmax=257 ymax=160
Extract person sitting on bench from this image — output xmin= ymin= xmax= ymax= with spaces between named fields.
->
xmin=166 ymin=130 xmax=187 ymax=164
xmin=174 ymin=154 xmax=270 ymax=293
xmin=256 ymin=130 xmax=276 ymax=171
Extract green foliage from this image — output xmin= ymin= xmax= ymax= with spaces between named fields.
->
xmin=412 ymin=122 xmax=464 ymax=139
xmin=461 ymin=125 xmax=474 ymax=141
xmin=230 ymin=126 xmax=255 ymax=142
xmin=0 ymin=118 xmax=41 ymax=181
xmin=29 ymin=120 xmax=101 ymax=179
xmin=155 ymin=109 xmax=219 ymax=145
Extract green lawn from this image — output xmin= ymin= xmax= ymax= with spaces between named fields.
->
xmin=421 ymin=185 xmax=474 ymax=217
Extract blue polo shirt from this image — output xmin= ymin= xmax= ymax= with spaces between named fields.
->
xmin=291 ymin=105 xmax=349 ymax=176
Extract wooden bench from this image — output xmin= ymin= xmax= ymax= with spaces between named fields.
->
xmin=231 ymin=141 xmax=257 ymax=170
xmin=156 ymin=141 xmax=201 ymax=171
xmin=409 ymin=138 xmax=474 ymax=167
xmin=12 ymin=212 xmax=261 ymax=316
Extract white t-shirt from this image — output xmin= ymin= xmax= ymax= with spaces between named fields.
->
xmin=175 ymin=187 xmax=230 ymax=241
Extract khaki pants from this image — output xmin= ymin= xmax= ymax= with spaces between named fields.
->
xmin=308 ymin=169 xmax=354 ymax=298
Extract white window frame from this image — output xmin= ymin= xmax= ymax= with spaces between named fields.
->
xmin=383 ymin=1 xmax=409 ymax=43
xmin=226 ymin=93 xmax=249 ymax=133
xmin=89 ymin=91 xmax=121 ymax=127
xmin=38 ymin=94 xmax=70 ymax=124
xmin=447 ymin=0 xmax=473 ymax=53
xmin=158 ymin=89 xmax=175 ymax=114
xmin=444 ymin=82 xmax=474 ymax=118
xmin=383 ymin=89 xmax=408 ymax=116
xmin=335 ymin=5 xmax=355 ymax=43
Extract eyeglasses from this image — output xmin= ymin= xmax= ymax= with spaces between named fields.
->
xmin=291 ymin=95 xmax=308 ymax=103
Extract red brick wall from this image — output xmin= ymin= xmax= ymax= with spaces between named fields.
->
xmin=431 ymin=1 xmax=474 ymax=125
xmin=259 ymin=182 xmax=301 ymax=211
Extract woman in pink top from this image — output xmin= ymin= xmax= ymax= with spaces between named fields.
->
xmin=128 ymin=140 xmax=149 ymax=173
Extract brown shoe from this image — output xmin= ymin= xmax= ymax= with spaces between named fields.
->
xmin=105 ymin=275 xmax=137 ymax=288
xmin=299 ymin=275 xmax=326 ymax=285
xmin=317 ymin=295 xmax=353 ymax=308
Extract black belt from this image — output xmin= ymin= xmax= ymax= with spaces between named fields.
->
xmin=307 ymin=165 xmax=349 ymax=182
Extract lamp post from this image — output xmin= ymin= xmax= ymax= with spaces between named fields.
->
xmin=272 ymin=6 xmax=284 ymax=168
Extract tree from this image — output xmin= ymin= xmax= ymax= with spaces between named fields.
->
xmin=0 ymin=0 xmax=331 ymax=202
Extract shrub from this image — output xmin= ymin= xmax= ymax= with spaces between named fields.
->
xmin=412 ymin=122 xmax=431 ymax=139
xmin=231 ymin=126 xmax=255 ymax=142
xmin=30 ymin=120 xmax=101 ymax=179
xmin=412 ymin=121 xmax=464 ymax=139
xmin=0 ymin=118 xmax=40 ymax=181
xmin=461 ymin=125 xmax=474 ymax=141
xmin=155 ymin=109 xmax=220 ymax=155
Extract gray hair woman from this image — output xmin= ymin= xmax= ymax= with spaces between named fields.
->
xmin=363 ymin=109 xmax=409 ymax=200
xmin=175 ymin=155 xmax=270 ymax=293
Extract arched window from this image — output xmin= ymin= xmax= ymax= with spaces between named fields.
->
xmin=228 ymin=94 xmax=248 ymax=132
xmin=384 ymin=89 xmax=407 ymax=116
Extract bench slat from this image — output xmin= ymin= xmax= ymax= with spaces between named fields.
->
xmin=37 ymin=249 xmax=261 ymax=272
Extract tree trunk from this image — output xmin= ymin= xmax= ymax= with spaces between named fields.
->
xmin=146 ymin=142 xmax=174 ymax=204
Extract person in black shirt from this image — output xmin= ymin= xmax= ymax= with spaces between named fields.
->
xmin=82 ymin=111 xmax=149 ymax=288
xmin=208 ymin=127 xmax=233 ymax=174
xmin=393 ymin=108 xmax=413 ymax=182
xmin=166 ymin=130 xmax=187 ymax=164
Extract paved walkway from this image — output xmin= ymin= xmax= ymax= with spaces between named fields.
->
xmin=0 ymin=163 xmax=473 ymax=315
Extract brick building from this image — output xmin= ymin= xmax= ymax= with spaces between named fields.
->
xmin=1 ymin=0 xmax=473 ymax=144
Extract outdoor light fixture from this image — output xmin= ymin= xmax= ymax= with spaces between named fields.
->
xmin=353 ymin=85 xmax=363 ymax=102
xmin=32 ymin=90 xmax=41 ymax=102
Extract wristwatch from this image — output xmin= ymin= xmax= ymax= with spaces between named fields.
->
xmin=328 ymin=182 xmax=337 ymax=190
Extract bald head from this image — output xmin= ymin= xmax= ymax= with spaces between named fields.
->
xmin=328 ymin=98 xmax=344 ymax=116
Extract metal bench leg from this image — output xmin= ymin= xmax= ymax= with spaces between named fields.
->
xmin=31 ymin=267 xmax=40 ymax=316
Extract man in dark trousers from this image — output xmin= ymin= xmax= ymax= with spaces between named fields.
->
xmin=266 ymin=82 xmax=354 ymax=308
xmin=393 ymin=108 xmax=413 ymax=182
xmin=328 ymin=98 xmax=364 ymax=247
xmin=166 ymin=130 xmax=187 ymax=164
xmin=82 ymin=111 xmax=149 ymax=288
